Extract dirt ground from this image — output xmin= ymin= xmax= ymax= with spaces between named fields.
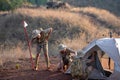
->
xmin=0 ymin=56 xmax=114 ymax=80
xmin=0 ymin=56 xmax=72 ymax=80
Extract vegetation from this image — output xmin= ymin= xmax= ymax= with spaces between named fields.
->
xmin=28 ymin=0 xmax=48 ymax=6
xmin=0 ymin=7 xmax=120 ymax=51
xmin=0 ymin=0 xmax=120 ymax=65
xmin=0 ymin=0 xmax=25 ymax=11
xmin=0 ymin=0 xmax=49 ymax=11
xmin=64 ymin=0 xmax=120 ymax=16
xmin=0 ymin=0 xmax=120 ymax=16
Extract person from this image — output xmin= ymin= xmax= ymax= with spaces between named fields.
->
xmin=30 ymin=27 xmax=53 ymax=70
xmin=57 ymin=44 xmax=77 ymax=72
xmin=108 ymin=31 xmax=112 ymax=69
xmin=86 ymin=51 xmax=105 ymax=77
xmin=86 ymin=51 xmax=97 ymax=72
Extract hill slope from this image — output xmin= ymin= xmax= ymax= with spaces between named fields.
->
xmin=0 ymin=7 xmax=120 ymax=55
xmin=64 ymin=0 xmax=120 ymax=16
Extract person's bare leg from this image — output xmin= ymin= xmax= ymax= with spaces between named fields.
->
xmin=44 ymin=52 xmax=50 ymax=69
xmin=34 ymin=53 xmax=40 ymax=70
xmin=43 ymin=44 xmax=50 ymax=69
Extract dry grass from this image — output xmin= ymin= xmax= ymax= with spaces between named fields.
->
xmin=62 ymin=36 xmax=87 ymax=50
xmin=0 ymin=7 xmax=120 ymax=65
xmin=15 ymin=8 xmax=97 ymax=31
xmin=101 ymin=58 xmax=114 ymax=70
xmin=72 ymin=7 xmax=120 ymax=27
xmin=0 ymin=11 xmax=9 ymax=15
xmin=15 ymin=8 xmax=112 ymax=39
xmin=61 ymin=29 xmax=109 ymax=51
xmin=0 ymin=47 xmax=30 ymax=66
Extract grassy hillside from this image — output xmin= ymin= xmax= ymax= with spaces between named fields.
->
xmin=64 ymin=0 xmax=120 ymax=16
xmin=0 ymin=7 xmax=120 ymax=49
xmin=0 ymin=7 xmax=120 ymax=65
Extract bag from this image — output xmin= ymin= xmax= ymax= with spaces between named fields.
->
xmin=71 ymin=58 xmax=89 ymax=80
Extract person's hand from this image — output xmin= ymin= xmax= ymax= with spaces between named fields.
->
xmin=75 ymin=51 xmax=77 ymax=56
xmin=45 ymin=28 xmax=52 ymax=40
xmin=57 ymin=63 xmax=62 ymax=71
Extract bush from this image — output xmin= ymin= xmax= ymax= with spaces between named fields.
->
xmin=0 ymin=0 xmax=10 ymax=11
xmin=0 ymin=0 xmax=24 ymax=11
xmin=28 ymin=0 xmax=47 ymax=6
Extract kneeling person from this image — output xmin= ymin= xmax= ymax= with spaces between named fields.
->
xmin=57 ymin=44 xmax=77 ymax=72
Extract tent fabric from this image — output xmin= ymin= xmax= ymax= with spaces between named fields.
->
xmin=107 ymin=70 xmax=120 ymax=80
xmin=88 ymin=68 xmax=107 ymax=79
xmin=83 ymin=38 xmax=120 ymax=73
xmin=66 ymin=38 xmax=120 ymax=79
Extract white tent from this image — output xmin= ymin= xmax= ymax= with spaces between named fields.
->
xmin=66 ymin=38 xmax=120 ymax=79
xmin=83 ymin=38 xmax=120 ymax=72
xmin=82 ymin=38 xmax=120 ymax=79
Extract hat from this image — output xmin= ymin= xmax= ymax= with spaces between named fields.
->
xmin=58 ymin=44 xmax=67 ymax=51
xmin=77 ymin=50 xmax=84 ymax=57
xmin=39 ymin=28 xmax=43 ymax=32
xmin=32 ymin=29 xmax=40 ymax=38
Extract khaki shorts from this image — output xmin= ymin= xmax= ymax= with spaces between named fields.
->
xmin=36 ymin=42 xmax=48 ymax=54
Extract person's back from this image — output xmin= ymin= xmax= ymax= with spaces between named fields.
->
xmin=71 ymin=58 xmax=90 ymax=80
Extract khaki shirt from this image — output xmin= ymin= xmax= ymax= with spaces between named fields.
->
xmin=59 ymin=48 xmax=76 ymax=60
xmin=34 ymin=28 xmax=51 ymax=44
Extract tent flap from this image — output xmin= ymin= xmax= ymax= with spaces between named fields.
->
xmin=83 ymin=38 xmax=120 ymax=71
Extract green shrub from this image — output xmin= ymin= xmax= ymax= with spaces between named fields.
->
xmin=28 ymin=0 xmax=47 ymax=6
xmin=0 ymin=0 xmax=24 ymax=11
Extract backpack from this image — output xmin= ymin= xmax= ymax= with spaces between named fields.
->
xmin=71 ymin=58 xmax=89 ymax=80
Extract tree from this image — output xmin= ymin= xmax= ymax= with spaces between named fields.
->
xmin=0 ymin=0 xmax=24 ymax=11
xmin=28 ymin=0 xmax=48 ymax=6
xmin=0 ymin=0 xmax=11 ymax=11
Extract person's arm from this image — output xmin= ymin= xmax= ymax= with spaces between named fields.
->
xmin=59 ymin=57 xmax=63 ymax=68
xmin=67 ymin=48 xmax=77 ymax=56
xmin=44 ymin=28 xmax=53 ymax=40
xmin=29 ymin=38 xmax=35 ymax=47
xmin=57 ymin=53 xmax=63 ymax=70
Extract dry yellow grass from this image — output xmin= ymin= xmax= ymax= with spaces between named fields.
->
xmin=101 ymin=58 xmax=114 ymax=70
xmin=61 ymin=37 xmax=85 ymax=51
xmin=15 ymin=8 xmax=112 ymax=40
xmin=0 ymin=11 xmax=9 ymax=15
xmin=72 ymin=7 xmax=120 ymax=27
xmin=16 ymin=8 xmax=98 ymax=32
xmin=0 ymin=7 xmax=120 ymax=65
xmin=0 ymin=47 xmax=30 ymax=66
